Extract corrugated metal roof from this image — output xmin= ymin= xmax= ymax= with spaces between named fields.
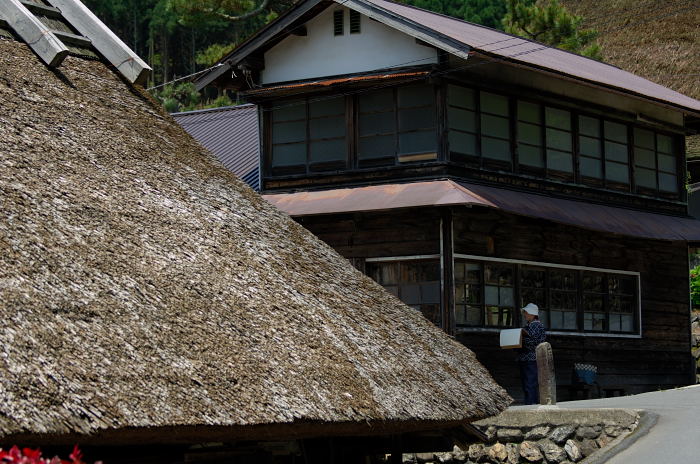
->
xmin=263 ymin=180 xmax=700 ymax=241
xmin=173 ymin=104 xmax=260 ymax=191
xmin=357 ymin=0 xmax=700 ymax=114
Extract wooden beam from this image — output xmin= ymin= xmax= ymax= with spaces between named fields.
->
xmin=0 ymin=0 xmax=68 ymax=67
xmin=19 ymin=0 xmax=62 ymax=19
xmin=46 ymin=0 xmax=151 ymax=86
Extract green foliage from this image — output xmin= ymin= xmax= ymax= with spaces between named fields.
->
xmin=401 ymin=0 xmax=509 ymax=30
xmin=203 ymin=95 xmax=237 ymax=109
xmin=692 ymin=266 xmax=700 ymax=308
xmin=153 ymin=82 xmax=201 ymax=113
xmin=196 ymin=43 xmax=238 ymax=67
xmin=503 ymin=0 xmax=601 ymax=59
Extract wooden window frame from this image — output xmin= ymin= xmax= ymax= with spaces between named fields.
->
xmin=454 ymin=254 xmax=641 ymax=338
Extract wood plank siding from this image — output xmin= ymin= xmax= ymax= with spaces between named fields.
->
xmin=298 ymin=206 xmax=693 ymax=402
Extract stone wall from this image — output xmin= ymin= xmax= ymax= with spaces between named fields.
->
xmin=401 ymin=409 xmax=639 ymax=464
xmin=692 ymin=311 xmax=700 ymax=383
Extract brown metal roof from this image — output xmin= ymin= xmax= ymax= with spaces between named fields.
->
xmin=359 ymin=0 xmax=700 ymax=114
xmin=263 ymin=180 xmax=700 ymax=241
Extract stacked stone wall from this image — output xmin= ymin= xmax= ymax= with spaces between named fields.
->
xmin=400 ymin=409 xmax=639 ymax=464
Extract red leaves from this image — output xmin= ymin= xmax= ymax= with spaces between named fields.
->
xmin=0 ymin=446 xmax=97 ymax=464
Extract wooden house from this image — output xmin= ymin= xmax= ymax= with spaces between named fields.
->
xmin=0 ymin=1 xmax=511 ymax=462
xmin=195 ymin=0 xmax=700 ymax=401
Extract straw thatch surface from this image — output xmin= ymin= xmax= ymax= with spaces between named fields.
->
xmin=564 ymin=0 xmax=699 ymax=159
xmin=0 ymin=37 xmax=510 ymax=443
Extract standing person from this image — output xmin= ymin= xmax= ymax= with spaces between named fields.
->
xmin=517 ymin=303 xmax=546 ymax=405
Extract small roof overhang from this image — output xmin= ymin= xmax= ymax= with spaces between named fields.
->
xmin=263 ymin=180 xmax=700 ymax=241
xmin=242 ymin=69 xmax=431 ymax=99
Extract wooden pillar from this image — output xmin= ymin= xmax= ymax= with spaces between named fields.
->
xmin=537 ymin=342 xmax=556 ymax=405
xmin=441 ymin=208 xmax=455 ymax=336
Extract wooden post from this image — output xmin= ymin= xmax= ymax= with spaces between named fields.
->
xmin=536 ymin=342 xmax=556 ymax=405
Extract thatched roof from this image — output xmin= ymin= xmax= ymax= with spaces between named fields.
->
xmin=0 ymin=34 xmax=509 ymax=444
xmin=564 ymin=0 xmax=700 ymax=159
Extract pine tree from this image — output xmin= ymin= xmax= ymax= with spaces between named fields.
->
xmin=503 ymin=0 xmax=601 ymax=59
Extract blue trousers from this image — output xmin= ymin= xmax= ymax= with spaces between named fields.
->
xmin=519 ymin=360 xmax=539 ymax=405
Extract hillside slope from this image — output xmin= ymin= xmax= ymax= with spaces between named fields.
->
xmin=564 ymin=0 xmax=699 ymax=165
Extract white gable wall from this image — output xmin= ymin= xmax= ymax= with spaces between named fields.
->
xmin=261 ymin=6 xmax=437 ymax=84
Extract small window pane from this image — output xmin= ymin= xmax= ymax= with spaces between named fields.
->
xmin=309 ymin=97 xmax=345 ymax=118
xmin=273 ymin=121 xmax=305 ymax=144
xmin=481 ymin=114 xmax=510 ymax=139
xmin=545 ymin=107 xmax=571 ymax=130
xmin=448 ymin=107 xmax=477 ymax=132
xmin=399 ymin=107 xmax=436 ymax=131
xmin=481 ymin=91 xmax=509 ymax=116
xmin=368 ymin=262 xmax=398 ymax=285
xmin=634 ymin=128 xmax=654 ymax=149
xmin=659 ymin=173 xmax=678 ymax=192
xmin=485 ymin=285 xmax=499 ymax=305
xmin=606 ymin=162 xmax=629 ymax=183
xmin=310 ymin=139 xmax=346 ymax=163
xmin=579 ymin=115 xmax=600 ymax=137
xmin=310 ymin=116 xmax=345 ymax=139
xmin=359 ymin=112 xmax=395 ymax=136
xmin=518 ymin=121 xmax=541 ymax=145
xmin=658 ymin=154 xmax=676 ymax=173
xmin=482 ymin=137 xmax=511 ymax=161
xmin=500 ymin=287 xmax=514 ymax=306
xmin=449 ymin=131 xmax=477 ymax=156
xmin=359 ymin=135 xmax=394 ymax=159
xmin=657 ymin=134 xmax=673 ymax=154
xmin=447 ymin=85 xmax=475 ymax=110
xmin=604 ymin=121 xmax=627 ymax=143
xmin=272 ymin=143 xmax=306 ymax=166
xmin=398 ymin=85 xmax=433 ymax=108
xmin=636 ymin=168 xmax=656 ymax=189
xmin=579 ymin=135 xmax=601 ymax=157
xmin=399 ymin=131 xmax=436 ymax=154
xmin=634 ymin=147 xmax=655 ymax=169
xmin=422 ymin=282 xmax=440 ymax=304
xmin=580 ymin=156 xmax=602 ymax=179
xmin=605 ymin=141 xmax=628 ymax=163
xmin=547 ymin=150 xmax=573 ymax=172
xmin=360 ymin=90 xmax=393 ymax=112
xmin=518 ymin=101 xmax=540 ymax=123
xmin=546 ymin=128 xmax=572 ymax=152
xmin=272 ymin=102 xmax=305 ymax=122
xmin=519 ymin=144 xmax=544 ymax=167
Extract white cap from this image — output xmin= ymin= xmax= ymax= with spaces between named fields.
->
xmin=522 ymin=303 xmax=539 ymax=316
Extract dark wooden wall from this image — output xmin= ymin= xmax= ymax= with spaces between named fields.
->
xmin=452 ymin=207 xmax=692 ymax=401
xmin=298 ymin=206 xmax=693 ymax=402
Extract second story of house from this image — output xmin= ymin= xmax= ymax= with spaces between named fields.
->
xmin=196 ymin=0 xmax=700 ymax=216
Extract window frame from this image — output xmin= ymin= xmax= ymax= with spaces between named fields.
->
xmin=454 ymin=253 xmax=642 ymax=338
xmin=444 ymin=80 xmax=685 ymax=202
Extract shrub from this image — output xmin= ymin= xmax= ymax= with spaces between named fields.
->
xmin=691 ymin=266 xmax=700 ymax=308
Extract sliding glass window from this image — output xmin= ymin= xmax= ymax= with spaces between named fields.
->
xmin=270 ymin=97 xmax=347 ymax=175
xmin=455 ymin=256 xmax=639 ymax=334
xmin=634 ymin=128 xmax=679 ymax=196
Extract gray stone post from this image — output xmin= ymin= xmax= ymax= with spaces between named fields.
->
xmin=536 ymin=342 xmax=556 ymax=405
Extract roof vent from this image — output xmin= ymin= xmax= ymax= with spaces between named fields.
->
xmin=333 ymin=10 xmax=343 ymax=36
xmin=349 ymin=10 xmax=361 ymax=34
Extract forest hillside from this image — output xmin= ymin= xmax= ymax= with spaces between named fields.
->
xmin=562 ymin=0 xmax=699 ymax=162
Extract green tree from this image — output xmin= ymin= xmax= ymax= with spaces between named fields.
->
xmin=402 ymin=0 xmax=509 ymax=30
xmin=691 ymin=266 xmax=700 ymax=308
xmin=503 ymin=0 xmax=601 ymax=59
